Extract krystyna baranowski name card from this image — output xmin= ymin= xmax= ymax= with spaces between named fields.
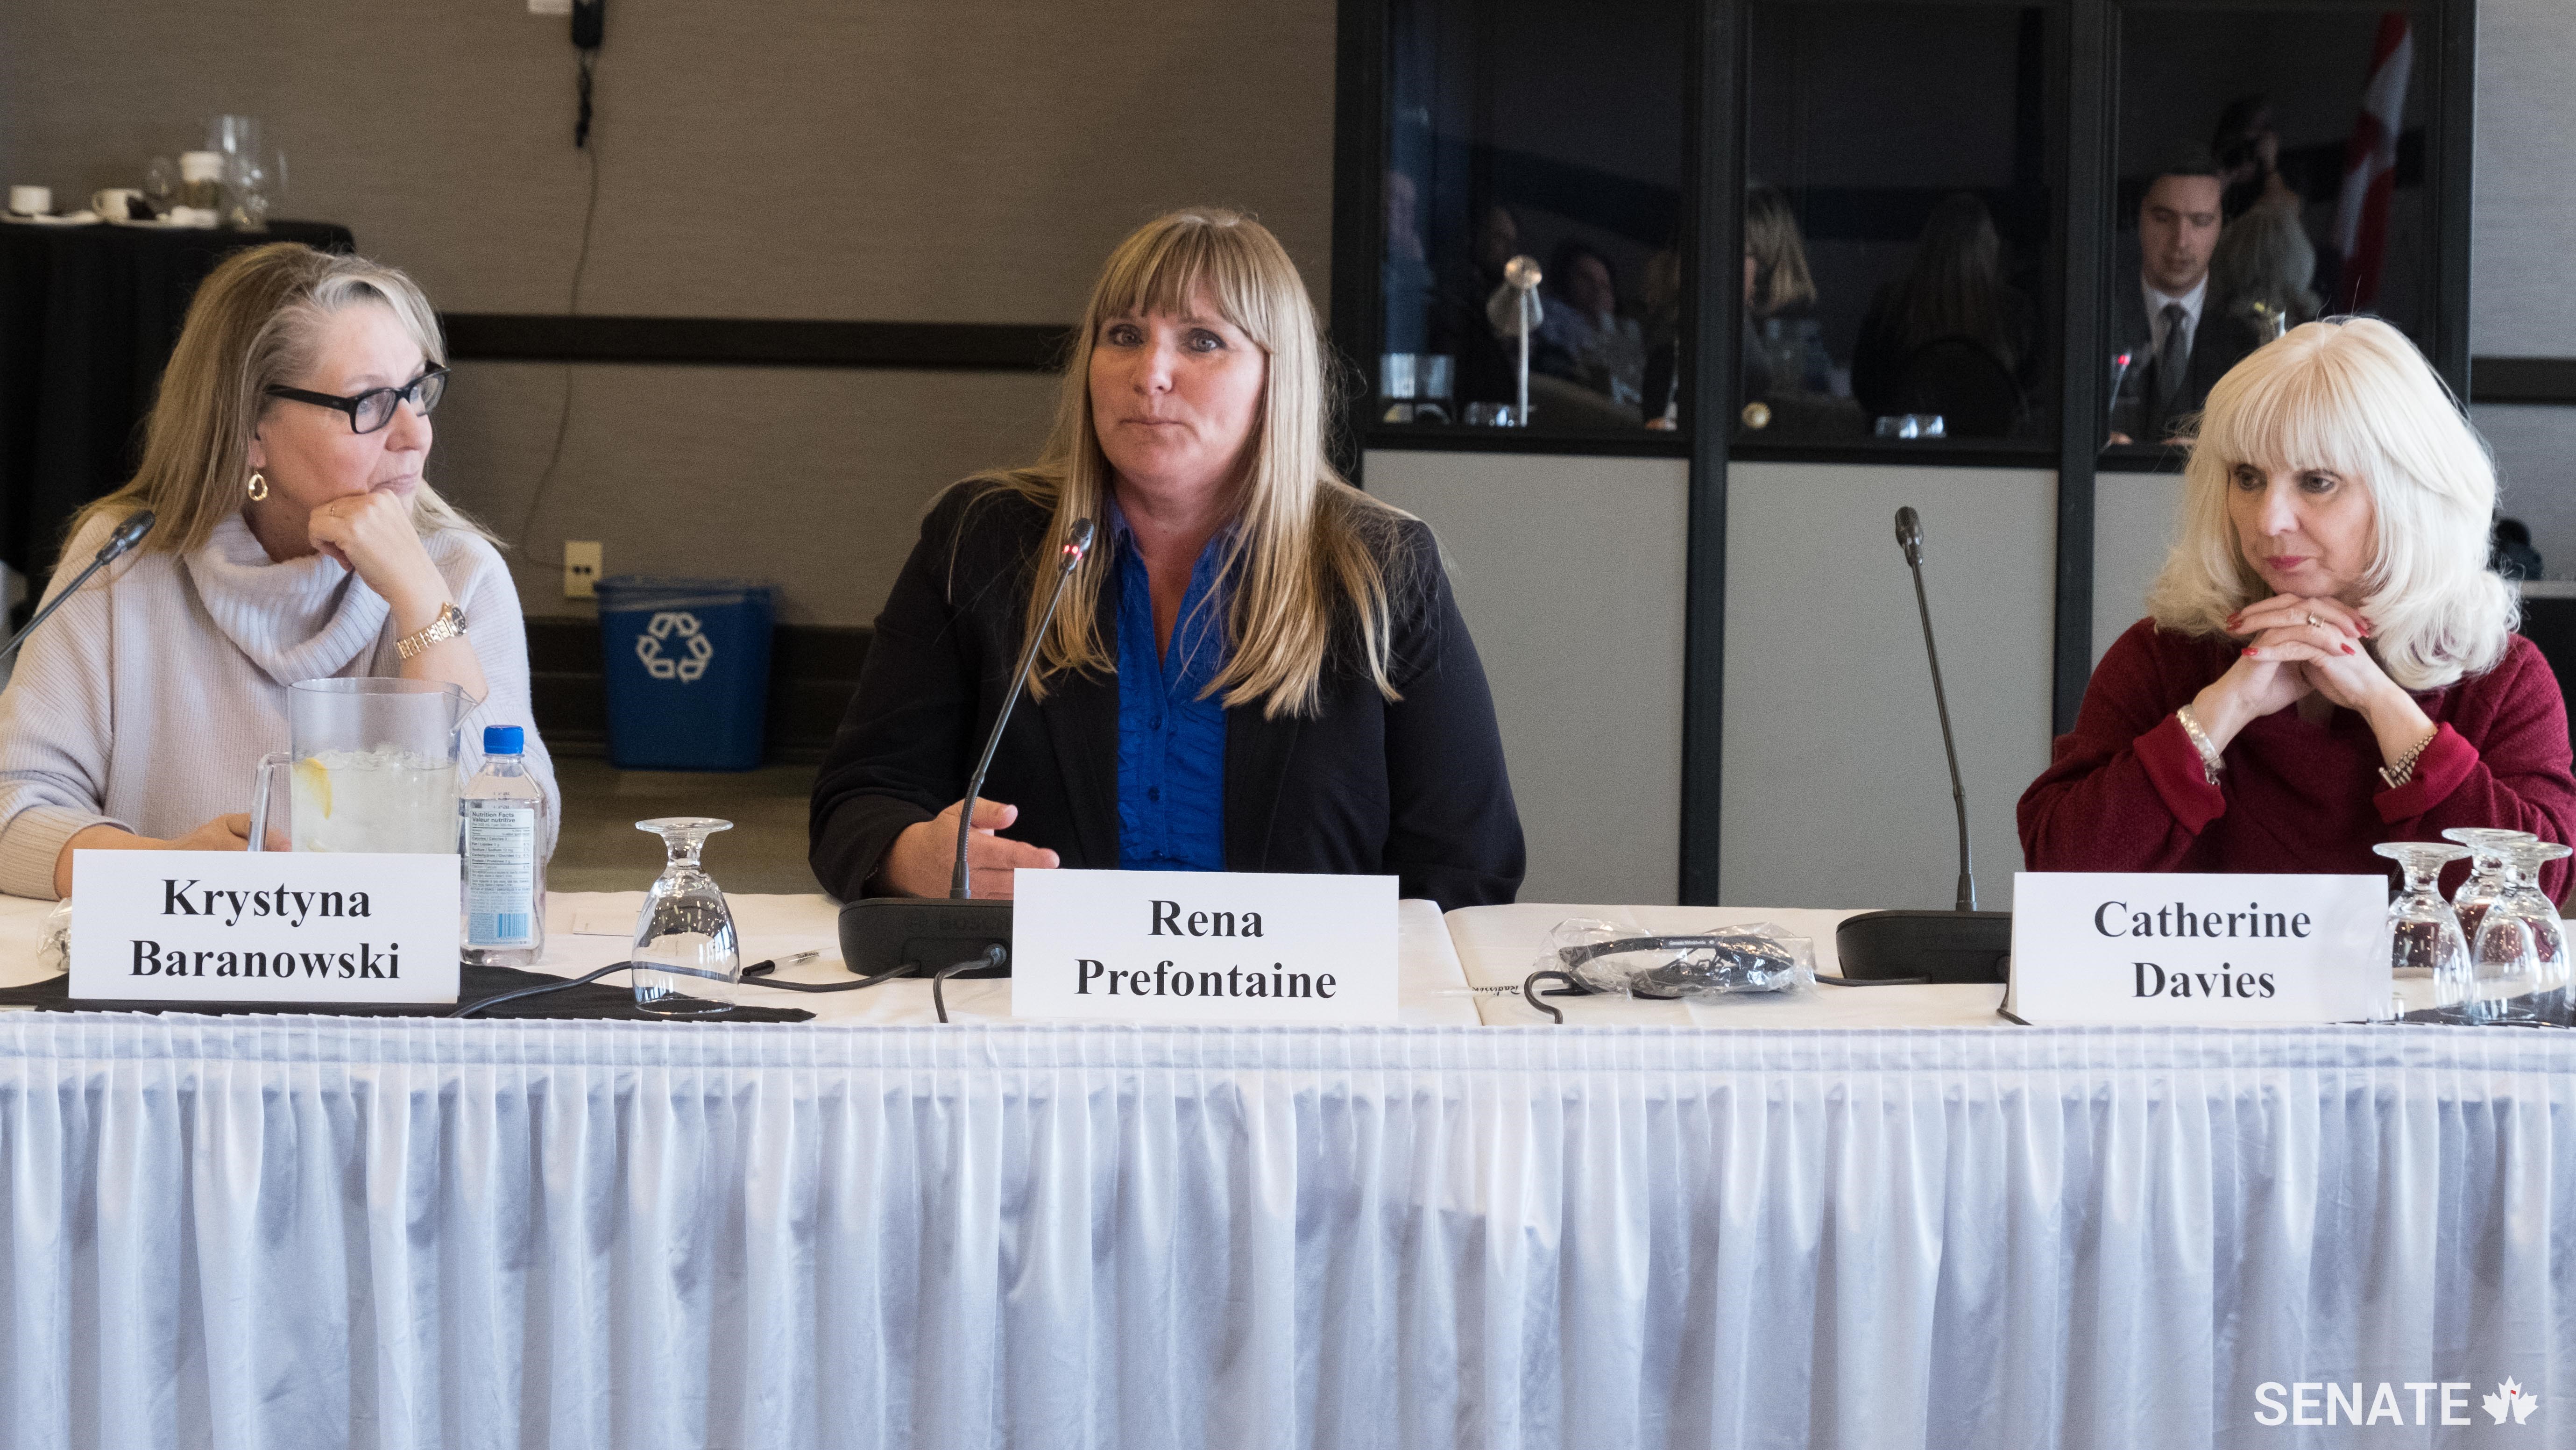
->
xmin=69 ymin=850 xmax=461 ymax=1005
xmin=1011 ymin=868 xmax=1398 ymax=1024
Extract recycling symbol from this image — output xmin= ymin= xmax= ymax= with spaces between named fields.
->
xmin=636 ymin=611 xmax=715 ymax=682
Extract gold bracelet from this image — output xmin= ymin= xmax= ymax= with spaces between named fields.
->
xmin=396 ymin=602 xmax=469 ymax=661
xmin=2379 ymin=728 xmax=2438 ymax=789
xmin=2175 ymin=705 xmax=2223 ymax=784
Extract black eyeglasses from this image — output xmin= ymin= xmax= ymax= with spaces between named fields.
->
xmin=265 ymin=365 xmax=449 ymax=434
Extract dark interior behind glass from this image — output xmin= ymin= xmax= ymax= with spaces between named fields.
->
xmin=1741 ymin=3 xmax=2057 ymax=448
xmin=2105 ymin=5 xmax=2435 ymax=456
xmin=1380 ymin=0 xmax=1690 ymax=437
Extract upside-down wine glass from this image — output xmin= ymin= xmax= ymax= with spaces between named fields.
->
xmin=2443 ymin=827 xmax=2537 ymax=945
xmin=2480 ymin=840 xmax=2573 ymax=1022
xmin=2374 ymin=842 xmax=2471 ymax=1018
xmin=632 ymin=817 xmax=740 ymax=1016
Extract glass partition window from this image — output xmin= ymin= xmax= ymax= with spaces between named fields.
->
xmin=1740 ymin=2 xmax=2058 ymax=448
xmin=2107 ymin=4 xmax=2437 ymax=452
xmin=1379 ymin=0 xmax=1691 ymax=437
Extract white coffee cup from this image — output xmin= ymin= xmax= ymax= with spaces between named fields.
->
xmin=7 ymin=185 xmax=52 ymax=216
xmin=92 ymin=188 xmax=145 ymax=222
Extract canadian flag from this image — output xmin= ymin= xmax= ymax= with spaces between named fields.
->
xmin=2331 ymin=12 xmax=2413 ymax=310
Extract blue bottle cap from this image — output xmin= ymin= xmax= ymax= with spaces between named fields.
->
xmin=482 ymin=725 xmax=525 ymax=754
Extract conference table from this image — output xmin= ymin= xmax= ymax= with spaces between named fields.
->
xmin=0 ymin=891 xmax=2565 ymax=1449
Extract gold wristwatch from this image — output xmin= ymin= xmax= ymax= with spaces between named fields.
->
xmin=396 ymin=602 xmax=469 ymax=661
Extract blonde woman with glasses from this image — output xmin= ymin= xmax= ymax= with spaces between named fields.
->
xmin=2021 ymin=317 xmax=2575 ymax=895
xmin=0 ymin=242 xmax=556 ymax=899
xmin=811 ymin=209 xmax=1524 ymax=909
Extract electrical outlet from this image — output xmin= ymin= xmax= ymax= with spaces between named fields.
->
xmin=564 ymin=540 xmax=602 ymax=599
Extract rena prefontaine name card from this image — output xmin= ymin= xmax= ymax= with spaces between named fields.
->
xmin=1010 ymin=868 xmax=1398 ymax=1024
xmin=70 ymin=851 xmax=461 ymax=1004
xmin=2006 ymin=871 xmax=2385 ymax=1025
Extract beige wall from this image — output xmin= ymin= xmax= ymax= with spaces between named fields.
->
xmin=1366 ymin=451 xmax=1689 ymax=907
xmin=0 ymin=0 xmax=1338 ymax=623
xmin=1724 ymin=462 xmax=2058 ymax=911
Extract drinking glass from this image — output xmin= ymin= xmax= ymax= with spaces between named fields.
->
xmin=2491 ymin=840 xmax=2572 ymax=1019
xmin=2374 ymin=842 xmax=2471 ymax=1014
xmin=631 ymin=817 xmax=739 ymax=1016
xmin=2442 ymin=827 xmax=2536 ymax=944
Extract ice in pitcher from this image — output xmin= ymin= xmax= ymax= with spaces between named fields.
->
xmin=290 ymin=748 xmax=460 ymax=853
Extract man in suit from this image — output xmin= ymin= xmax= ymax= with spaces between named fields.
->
xmin=2110 ymin=151 xmax=2253 ymax=445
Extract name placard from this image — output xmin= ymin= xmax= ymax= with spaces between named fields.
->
xmin=1010 ymin=868 xmax=1398 ymax=1024
xmin=2005 ymin=871 xmax=2384 ymax=1025
xmin=70 ymin=851 xmax=461 ymax=1005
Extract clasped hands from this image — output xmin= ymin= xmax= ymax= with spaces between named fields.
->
xmin=2189 ymin=592 xmax=2432 ymax=761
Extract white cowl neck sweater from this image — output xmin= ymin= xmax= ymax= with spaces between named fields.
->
xmin=0 ymin=511 xmax=558 ymax=899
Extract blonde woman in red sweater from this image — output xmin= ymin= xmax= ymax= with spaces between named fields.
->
xmin=2021 ymin=317 xmax=2576 ymax=896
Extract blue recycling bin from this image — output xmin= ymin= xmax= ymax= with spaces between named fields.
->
xmin=596 ymin=576 xmax=777 ymax=770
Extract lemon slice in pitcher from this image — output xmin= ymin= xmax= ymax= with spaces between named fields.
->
xmin=293 ymin=756 xmax=333 ymax=818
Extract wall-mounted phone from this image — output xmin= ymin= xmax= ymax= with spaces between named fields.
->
xmin=572 ymin=0 xmax=603 ymax=147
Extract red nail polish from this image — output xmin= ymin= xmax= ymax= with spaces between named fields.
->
xmin=2242 ymin=647 xmax=2258 ymax=656
xmin=2343 ymin=643 xmax=2356 ymax=654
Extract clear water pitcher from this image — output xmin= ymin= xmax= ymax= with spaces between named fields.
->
xmin=249 ymin=678 xmax=467 ymax=853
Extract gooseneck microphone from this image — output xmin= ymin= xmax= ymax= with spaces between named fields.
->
xmin=0 ymin=509 xmax=154 ymax=664
xmin=839 ymin=517 xmax=1097 ymax=987
xmin=1895 ymin=506 xmax=1974 ymax=911
xmin=954 ymin=517 xmax=1094 ymax=898
xmin=1828 ymin=505 xmax=2012 ymax=986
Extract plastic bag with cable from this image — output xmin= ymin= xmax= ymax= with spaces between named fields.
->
xmin=1536 ymin=917 xmax=1815 ymax=1001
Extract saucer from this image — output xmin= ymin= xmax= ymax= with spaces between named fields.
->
xmin=1 ymin=211 xmax=99 ymax=226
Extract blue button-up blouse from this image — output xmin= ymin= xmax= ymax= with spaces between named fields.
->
xmin=1110 ymin=501 xmax=1231 ymax=873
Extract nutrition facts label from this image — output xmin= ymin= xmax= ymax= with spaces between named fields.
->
xmin=463 ymin=808 xmax=537 ymax=946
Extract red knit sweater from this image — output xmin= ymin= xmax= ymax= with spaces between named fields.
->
xmin=2019 ymin=619 xmax=2576 ymax=899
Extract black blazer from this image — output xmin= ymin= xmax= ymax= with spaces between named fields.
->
xmin=809 ymin=483 xmax=1526 ymax=910
xmin=2113 ymin=272 xmax=2254 ymax=442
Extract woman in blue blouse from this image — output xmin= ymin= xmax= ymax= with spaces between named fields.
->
xmin=808 ymin=209 xmax=1525 ymax=910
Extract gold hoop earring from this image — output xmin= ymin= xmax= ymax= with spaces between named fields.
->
xmin=246 ymin=471 xmax=269 ymax=501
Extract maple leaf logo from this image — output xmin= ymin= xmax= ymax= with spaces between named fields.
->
xmin=2483 ymin=1379 xmax=2540 ymax=1425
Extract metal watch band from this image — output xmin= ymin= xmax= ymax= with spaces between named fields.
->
xmin=396 ymin=602 xmax=468 ymax=661
xmin=2380 ymin=728 xmax=2438 ymax=790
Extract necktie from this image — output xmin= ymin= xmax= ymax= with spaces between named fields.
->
xmin=2157 ymin=301 xmax=2192 ymax=408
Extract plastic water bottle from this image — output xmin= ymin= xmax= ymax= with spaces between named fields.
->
xmin=460 ymin=725 xmax=547 ymax=967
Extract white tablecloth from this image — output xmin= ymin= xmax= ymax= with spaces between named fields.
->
xmin=0 ymin=892 xmax=1484 ymax=1028
xmin=0 ymin=896 xmax=2563 ymax=1449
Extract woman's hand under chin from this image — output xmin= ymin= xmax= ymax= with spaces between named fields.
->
xmin=2196 ymin=591 xmax=2434 ymax=765
xmin=305 ymin=487 xmax=449 ymax=629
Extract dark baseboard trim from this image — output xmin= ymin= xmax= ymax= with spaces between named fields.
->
xmin=529 ymin=617 xmax=869 ymax=765
xmin=2470 ymin=357 xmax=2576 ymax=406
xmin=441 ymin=314 xmax=1074 ymax=372
xmin=1364 ymin=428 xmax=1691 ymax=459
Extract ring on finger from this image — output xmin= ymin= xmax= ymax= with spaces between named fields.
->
xmin=2304 ymin=613 xmax=2320 ymax=628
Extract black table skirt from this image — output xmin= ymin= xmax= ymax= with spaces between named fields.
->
xmin=0 ymin=218 xmax=354 ymax=580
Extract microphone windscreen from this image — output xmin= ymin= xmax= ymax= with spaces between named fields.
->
xmin=102 ymin=509 xmax=156 ymax=560
xmin=1894 ymin=506 xmax=1922 ymax=559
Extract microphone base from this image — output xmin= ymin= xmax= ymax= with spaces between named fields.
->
xmin=838 ymin=897 xmax=1014 ymax=980
xmin=1834 ymin=909 xmax=2011 ymax=984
